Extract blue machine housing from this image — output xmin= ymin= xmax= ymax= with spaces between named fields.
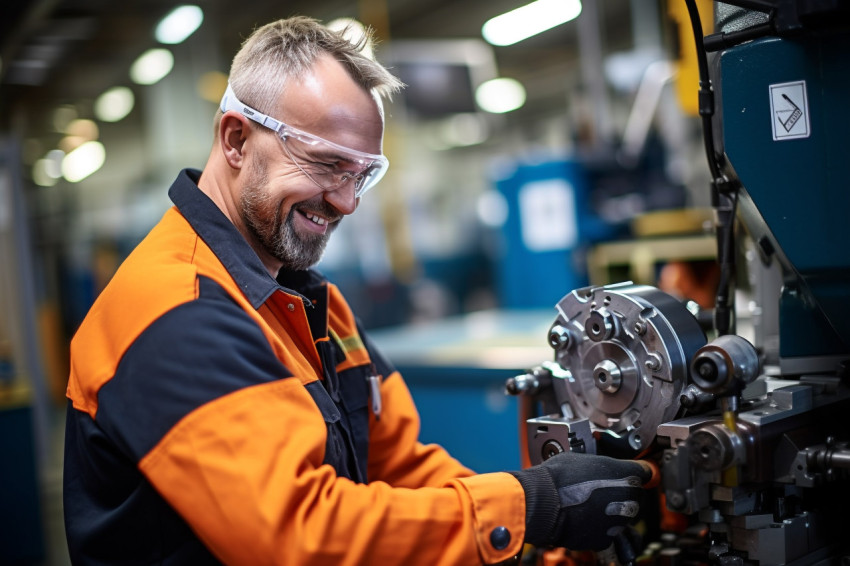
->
xmin=719 ymin=33 xmax=850 ymax=368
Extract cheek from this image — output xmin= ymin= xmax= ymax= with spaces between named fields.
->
xmin=267 ymin=170 xmax=325 ymax=209
xmin=247 ymin=151 xmax=326 ymax=212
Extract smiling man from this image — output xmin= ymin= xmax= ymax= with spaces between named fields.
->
xmin=63 ymin=16 xmax=650 ymax=565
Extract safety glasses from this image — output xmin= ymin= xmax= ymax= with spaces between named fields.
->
xmin=220 ymin=83 xmax=389 ymax=197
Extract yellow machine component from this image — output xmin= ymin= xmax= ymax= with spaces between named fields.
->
xmin=668 ymin=0 xmax=714 ymax=115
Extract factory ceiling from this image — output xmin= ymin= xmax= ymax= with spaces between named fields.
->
xmin=1 ymin=0 xmax=642 ymax=134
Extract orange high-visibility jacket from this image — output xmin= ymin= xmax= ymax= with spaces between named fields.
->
xmin=64 ymin=169 xmax=526 ymax=565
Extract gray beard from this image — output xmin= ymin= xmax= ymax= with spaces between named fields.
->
xmin=239 ymin=162 xmax=336 ymax=272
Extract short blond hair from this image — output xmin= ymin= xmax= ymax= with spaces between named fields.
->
xmin=226 ymin=16 xmax=402 ymax=117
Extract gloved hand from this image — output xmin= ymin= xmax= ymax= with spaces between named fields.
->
xmin=508 ymin=451 xmax=651 ymax=551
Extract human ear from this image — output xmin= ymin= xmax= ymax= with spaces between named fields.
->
xmin=219 ymin=111 xmax=249 ymax=169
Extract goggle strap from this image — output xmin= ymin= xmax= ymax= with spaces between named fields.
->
xmin=221 ymin=84 xmax=283 ymax=133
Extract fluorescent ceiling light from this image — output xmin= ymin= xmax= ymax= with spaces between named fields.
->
xmin=46 ymin=150 xmax=65 ymax=178
xmin=65 ymin=118 xmax=99 ymax=139
xmin=156 ymin=5 xmax=204 ymax=44
xmin=130 ymin=48 xmax=174 ymax=85
xmin=482 ymin=0 xmax=582 ymax=46
xmin=52 ymin=105 xmax=78 ymax=132
xmin=33 ymin=149 xmax=65 ymax=186
xmin=62 ymin=141 xmax=105 ymax=183
xmin=95 ymin=86 xmax=135 ymax=122
xmin=33 ymin=160 xmax=58 ymax=187
xmin=475 ymin=78 xmax=526 ymax=113
xmin=426 ymin=113 xmax=490 ymax=150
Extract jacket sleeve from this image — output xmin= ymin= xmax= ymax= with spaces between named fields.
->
xmin=93 ymin=280 xmax=526 ymax=565
xmin=140 ymin=378 xmax=527 ymax=566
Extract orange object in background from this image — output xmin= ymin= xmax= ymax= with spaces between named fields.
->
xmin=658 ymin=259 xmax=721 ymax=309
xmin=667 ymin=0 xmax=715 ymax=116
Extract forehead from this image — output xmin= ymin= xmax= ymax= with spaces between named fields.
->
xmin=276 ymin=54 xmax=384 ymax=155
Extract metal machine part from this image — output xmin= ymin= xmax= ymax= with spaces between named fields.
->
xmin=551 ymin=283 xmax=706 ymax=454
xmin=656 ymin=380 xmax=850 ymax=565
xmin=526 ymin=415 xmax=595 ymax=465
xmin=508 ymin=284 xmax=850 ymax=564
xmin=515 ymin=282 xmax=707 ymax=459
xmin=690 ymin=335 xmax=760 ymax=395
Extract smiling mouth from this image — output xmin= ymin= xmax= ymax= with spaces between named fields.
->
xmin=296 ymin=209 xmax=339 ymax=234
xmin=305 ymin=212 xmax=327 ymax=226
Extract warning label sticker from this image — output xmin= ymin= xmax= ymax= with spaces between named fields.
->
xmin=769 ymin=80 xmax=810 ymax=141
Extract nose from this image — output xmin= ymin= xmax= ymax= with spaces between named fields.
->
xmin=323 ymin=179 xmax=358 ymax=215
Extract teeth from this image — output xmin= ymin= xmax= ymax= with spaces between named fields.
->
xmin=308 ymin=214 xmax=326 ymax=226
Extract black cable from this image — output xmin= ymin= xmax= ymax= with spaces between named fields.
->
xmin=713 ymin=191 xmax=738 ymax=335
xmin=683 ymin=0 xmax=738 ymax=336
xmin=704 ymin=22 xmax=773 ymax=51
xmin=683 ymin=0 xmax=722 ymax=182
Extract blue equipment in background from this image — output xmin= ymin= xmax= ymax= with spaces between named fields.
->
xmin=492 ymin=159 xmax=607 ymax=309
xmin=718 ymin=33 xmax=850 ymax=370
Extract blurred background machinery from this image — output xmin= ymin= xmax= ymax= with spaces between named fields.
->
xmin=507 ymin=1 xmax=850 ymax=564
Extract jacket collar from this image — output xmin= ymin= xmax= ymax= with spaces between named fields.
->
xmin=168 ymin=168 xmax=326 ymax=310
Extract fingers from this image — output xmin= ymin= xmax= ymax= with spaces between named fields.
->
xmin=635 ymin=459 xmax=660 ymax=489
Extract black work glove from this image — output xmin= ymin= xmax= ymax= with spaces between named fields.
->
xmin=508 ymin=451 xmax=651 ymax=551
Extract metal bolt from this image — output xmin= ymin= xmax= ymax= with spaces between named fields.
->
xmin=634 ymin=321 xmax=646 ymax=335
xmin=629 ymin=431 xmax=643 ymax=450
xmin=585 ymin=308 xmax=615 ymax=342
xmin=593 ymin=359 xmax=622 ymax=393
xmin=667 ymin=491 xmax=686 ymax=510
xmin=645 ymin=353 xmax=663 ymax=371
xmin=506 ymin=372 xmax=540 ymax=396
xmin=548 ymin=325 xmax=570 ymax=350
xmin=541 ymin=439 xmax=565 ymax=460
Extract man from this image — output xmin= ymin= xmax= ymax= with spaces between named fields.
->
xmin=64 ymin=17 xmax=650 ymax=565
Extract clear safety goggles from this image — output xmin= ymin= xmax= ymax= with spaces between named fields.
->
xmin=220 ymin=83 xmax=389 ymax=197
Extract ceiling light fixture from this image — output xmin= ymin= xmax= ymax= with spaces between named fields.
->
xmin=94 ymin=86 xmax=135 ymax=122
xmin=155 ymin=5 xmax=204 ymax=44
xmin=475 ymin=78 xmax=526 ymax=113
xmin=33 ymin=150 xmax=64 ymax=187
xmin=482 ymin=0 xmax=582 ymax=46
xmin=62 ymin=141 xmax=105 ymax=183
xmin=33 ymin=159 xmax=58 ymax=187
xmin=130 ymin=48 xmax=174 ymax=85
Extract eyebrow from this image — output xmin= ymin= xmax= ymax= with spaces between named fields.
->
xmin=301 ymin=145 xmax=365 ymax=168
xmin=315 ymin=149 xmax=354 ymax=163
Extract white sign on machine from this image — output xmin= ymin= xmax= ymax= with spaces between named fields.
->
xmin=769 ymin=80 xmax=810 ymax=141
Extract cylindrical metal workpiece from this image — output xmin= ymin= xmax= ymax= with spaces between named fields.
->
xmin=691 ymin=334 xmax=760 ymax=394
xmin=593 ymin=359 xmax=622 ymax=393
xmin=585 ymin=307 xmax=616 ymax=342
xmin=687 ymin=423 xmax=744 ymax=471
